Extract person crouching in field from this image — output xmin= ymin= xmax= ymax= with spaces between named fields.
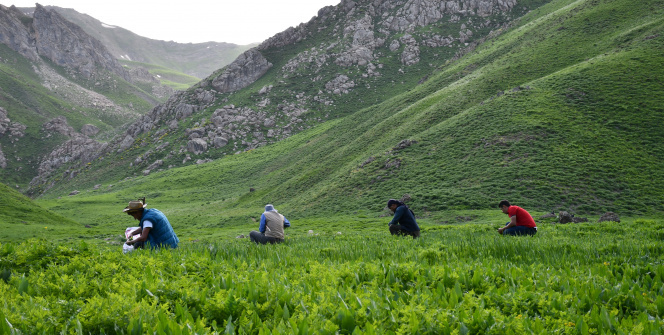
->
xmin=124 ymin=199 xmax=179 ymax=249
xmin=497 ymin=200 xmax=537 ymax=236
xmin=387 ymin=199 xmax=420 ymax=238
xmin=250 ymin=204 xmax=291 ymax=244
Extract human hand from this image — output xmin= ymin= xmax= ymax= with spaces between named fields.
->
xmin=497 ymin=227 xmax=504 ymax=235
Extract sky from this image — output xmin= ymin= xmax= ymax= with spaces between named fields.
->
xmin=3 ymin=0 xmax=341 ymax=45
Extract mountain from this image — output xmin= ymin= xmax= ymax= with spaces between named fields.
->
xmin=27 ymin=0 xmax=544 ymax=194
xmin=33 ymin=0 xmax=664 ymax=220
xmin=0 ymin=4 xmax=177 ymax=188
xmin=21 ymin=6 xmax=255 ymax=80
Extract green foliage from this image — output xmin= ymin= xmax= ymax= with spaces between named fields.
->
xmin=1 ymin=221 xmax=663 ymax=333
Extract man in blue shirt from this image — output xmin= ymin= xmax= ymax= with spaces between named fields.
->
xmin=250 ymin=204 xmax=291 ymax=244
xmin=387 ymin=199 xmax=420 ymax=238
xmin=124 ymin=199 xmax=179 ymax=249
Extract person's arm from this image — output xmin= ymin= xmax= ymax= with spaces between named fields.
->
xmin=283 ymin=217 xmax=291 ymax=228
xmin=259 ymin=214 xmax=267 ymax=233
xmin=498 ymin=216 xmax=517 ymax=234
xmin=388 ymin=206 xmax=405 ymax=226
xmin=127 ymin=227 xmax=151 ymax=245
xmin=128 ymin=228 xmax=142 ymax=237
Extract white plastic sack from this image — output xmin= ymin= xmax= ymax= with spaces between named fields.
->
xmin=125 ymin=227 xmax=140 ymax=239
xmin=123 ymin=227 xmax=140 ymax=254
xmin=122 ymin=243 xmax=134 ymax=254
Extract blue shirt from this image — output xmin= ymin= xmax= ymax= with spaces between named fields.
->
xmin=259 ymin=213 xmax=291 ymax=233
xmin=388 ymin=205 xmax=420 ymax=231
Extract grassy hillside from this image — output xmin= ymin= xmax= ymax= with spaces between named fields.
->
xmin=120 ymin=60 xmax=200 ymax=90
xmin=0 ymin=183 xmax=80 ymax=242
xmin=38 ymin=0 xmax=664 ymax=226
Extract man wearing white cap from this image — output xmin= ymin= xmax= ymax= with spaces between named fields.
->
xmin=124 ymin=199 xmax=179 ymax=249
xmin=249 ymin=204 xmax=291 ymax=244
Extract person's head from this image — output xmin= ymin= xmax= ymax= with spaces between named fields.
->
xmin=498 ymin=200 xmax=511 ymax=214
xmin=124 ymin=200 xmax=146 ymax=220
xmin=387 ymin=199 xmax=403 ymax=212
xmin=265 ymin=204 xmax=276 ymax=212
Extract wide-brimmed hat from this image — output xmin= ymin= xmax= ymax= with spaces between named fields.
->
xmin=123 ymin=200 xmax=147 ymax=213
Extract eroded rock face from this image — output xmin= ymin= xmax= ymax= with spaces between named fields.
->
xmin=32 ymin=5 xmax=130 ymax=80
xmin=0 ymin=145 xmax=6 ymax=169
xmin=43 ymin=116 xmax=76 ymax=137
xmin=30 ymin=135 xmax=107 ymax=191
xmin=210 ymin=49 xmax=273 ymax=93
xmin=81 ymin=124 xmax=100 ymax=136
xmin=0 ymin=107 xmax=26 ymax=140
xmin=0 ymin=5 xmax=40 ymax=61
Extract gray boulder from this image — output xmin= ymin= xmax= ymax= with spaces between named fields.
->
xmin=211 ymin=49 xmax=273 ymax=93
xmin=213 ymin=137 xmax=229 ymax=148
xmin=598 ymin=212 xmax=620 ymax=223
xmin=558 ymin=211 xmax=573 ymax=224
xmin=81 ymin=124 xmax=100 ymax=136
xmin=187 ymin=138 xmax=208 ymax=155
xmin=0 ymin=145 xmax=6 ymax=169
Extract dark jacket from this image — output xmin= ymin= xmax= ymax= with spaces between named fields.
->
xmin=388 ymin=205 xmax=420 ymax=231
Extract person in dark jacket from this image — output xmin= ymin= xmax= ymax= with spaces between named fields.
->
xmin=387 ymin=199 xmax=420 ymax=238
xmin=124 ymin=199 xmax=179 ymax=249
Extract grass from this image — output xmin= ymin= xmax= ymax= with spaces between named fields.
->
xmin=1 ymin=217 xmax=663 ymax=333
xmin=119 ymin=60 xmax=200 ymax=90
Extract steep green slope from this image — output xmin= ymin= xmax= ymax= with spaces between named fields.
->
xmin=39 ymin=0 xmax=664 ymax=224
xmin=0 ymin=183 xmax=78 ymax=242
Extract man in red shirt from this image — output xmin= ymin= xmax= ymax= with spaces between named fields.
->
xmin=497 ymin=200 xmax=537 ymax=236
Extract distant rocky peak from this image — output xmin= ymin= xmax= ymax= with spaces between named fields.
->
xmin=0 ymin=4 xmax=129 ymax=81
xmin=32 ymin=4 xmax=129 ymax=80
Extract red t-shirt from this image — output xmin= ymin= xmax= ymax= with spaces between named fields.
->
xmin=507 ymin=206 xmax=537 ymax=228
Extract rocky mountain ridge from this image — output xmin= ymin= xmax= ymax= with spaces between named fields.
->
xmin=29 ymin=5 xmax=254 ymax=79
xmin=26 ymin=0 xmax=542 ymax=196
xmin=0 ymin=3 xmax=180 ymax=189
xmin=1 ymin=4 xmax=127 ymax=80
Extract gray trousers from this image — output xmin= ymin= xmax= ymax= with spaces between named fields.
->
xmin=249 ymin=231 xmax=283 ymax=244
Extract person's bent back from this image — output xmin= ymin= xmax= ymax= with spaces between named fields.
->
xmin=386 ymin=199 xmax=420 ymax=238
xmin=497 ymin=200 xmax=537 ymax=236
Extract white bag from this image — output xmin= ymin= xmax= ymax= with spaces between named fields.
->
xmin=123 ymin=227 xmax=140 ymax=254
xmin=122 ymin=243 xmax=134 ymax=254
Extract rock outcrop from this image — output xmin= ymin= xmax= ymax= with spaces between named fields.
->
xmin=31 ymin=4 xmax=130 ymax=80
xmin=29 ymin=116 xmax=106 ymax=191
xmin=598 ymin=212 xmax=620 ymax=223
xmin=210 ymin=49 xmax=273 ymax=93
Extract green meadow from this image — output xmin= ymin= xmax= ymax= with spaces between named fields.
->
xmin=1 ymin=0 xmax=664 ymax=333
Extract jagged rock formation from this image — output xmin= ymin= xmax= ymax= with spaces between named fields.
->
xmin=32 ymin=4 xmax=130 ymax=80
xmin=0 ymin=107 xmax=26 ymax=169
xmin=30 ymin=116 xmax=107 ymax=190
xmin=0 ymin=4 xmax=129 ymax=80
xmin=210 ymin=49 xmax=273 ymax=93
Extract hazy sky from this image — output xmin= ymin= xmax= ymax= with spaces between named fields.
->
xmin=4 ymin=0 xmax=341 ymax=45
